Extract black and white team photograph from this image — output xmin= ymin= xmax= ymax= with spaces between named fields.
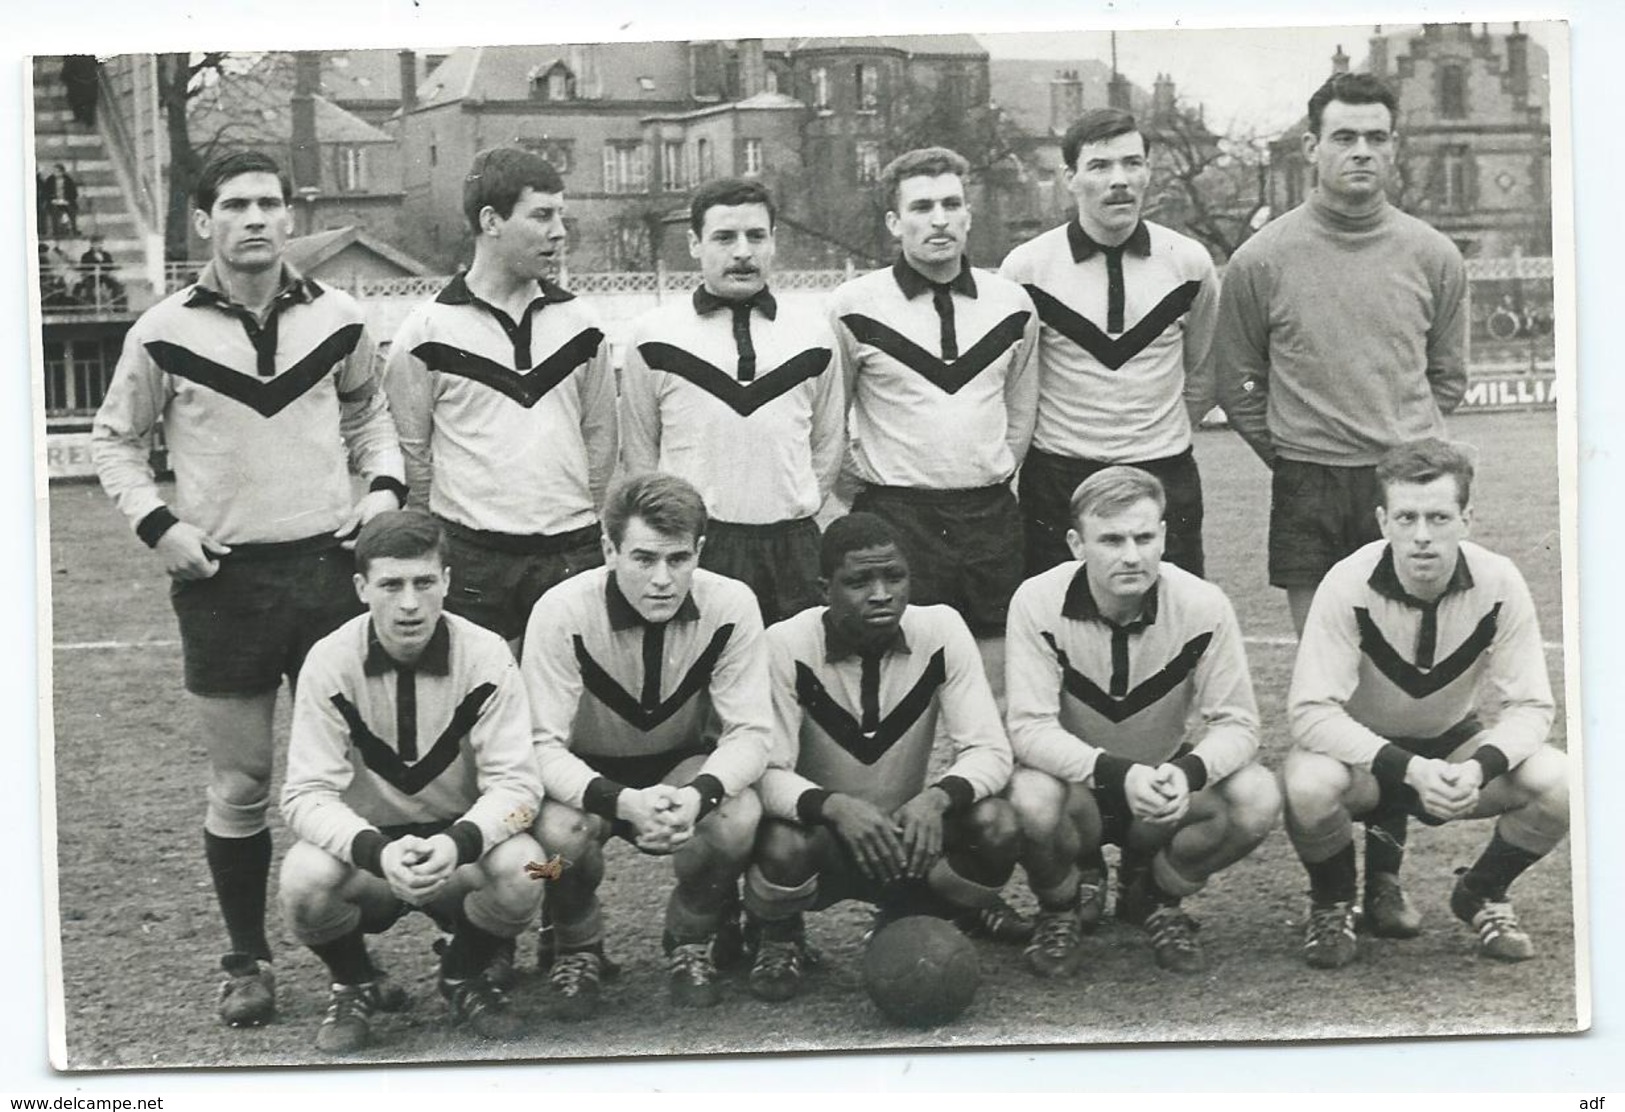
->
xmin=20 ymin=5 xmax=1592 ymax=1089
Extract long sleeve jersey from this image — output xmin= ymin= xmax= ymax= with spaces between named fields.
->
xmin=520 ymin=566 xmax=773 ymax=817
xmin=281 ymin=613 xmax=543 ymax=870
xmin=619 ymin=289 xmax=845 ymax=524
xmin=92 ymin=263 xmax=404 ymax=546
xmin=1212 ymin=192 xmax=1468 ymax=467
xmin=830 ymin=258 xmax=1039 ymax=489
xmin=759 ymin=604 xmax=1013 ymax=821
xmin=998 ymin=219 xmax=1218 ymax=464
xmin=383 ymin=273 xmax=616 ymax=536
xmin=1005 ymin=561 xmax=1260 ymax=794
xmin=1288 ymin=540 xmax=1553 ymax=788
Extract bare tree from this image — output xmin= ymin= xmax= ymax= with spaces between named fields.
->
xmin=1144 ymin=103 xmax=1270 ymax=262
xmin=156 ymin=52 xmax=227 ymax=261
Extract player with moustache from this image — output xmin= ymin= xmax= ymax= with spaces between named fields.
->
xmin=830 ymin=148 xmax=1038 ymax=691
xmin=91 ymin=150 xmax=405 ymax=1027
xmin=619 ymin=179 xmax=845 ymax=627
xmin=279 ymin=511 xmax=544 ymax=1052
xmin=520 ymin=473 xmax=772 ymax=1018
xmin=1005 ymin=467 xmax=1279 ymax=975
xmin=999 ymin=108 xmax=1219 ymax=580
xmin=384 ymin=147 xmax=615 ymax=652
xmin=1283 ymin=439 xmax=1567 ymax=969
xmin=1214 ymin=73 xmax=1469 ymax=940
xmin=743 ymin=513 xmax=1021 ymax=1002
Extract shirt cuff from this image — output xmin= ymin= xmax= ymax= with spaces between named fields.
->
xmin=583 ymin=777 xmax=627 ymax=822
xmin=350 ymin=829 xmax=389 ymax=878
xmin=795 ymin=788 xmax=831 ymax=825
xmin=368 ymin=475 xmax=409 ymax=509
xmin=1371 ymin=743 xmax=1416 ymax=790
xmin=446 ymin=820 xmax=484 ymax=866
xmin=688 ymin=774 xmax=726 ymax=822
xmin=1171 ymin=752 xmax=1209 ymax=793
xmin=932 ymin=775 xmax=975 ymax=814
xmin=1091 ymin=752 xmax=1142 ymax=815
xmin=1469 ymin=744 xmax=1511 ymax=785
xmin=135 ymin=505 xmax=179 ymax=548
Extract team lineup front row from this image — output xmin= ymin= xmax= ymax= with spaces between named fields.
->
xmin=276 ymin=445 xmax=1564 ymax=1054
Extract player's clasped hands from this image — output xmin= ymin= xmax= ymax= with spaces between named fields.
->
xmin=380 ymin=833 xmax=459 ymax=906
xmin=619 ymin=784 xmax=698 ymax=854
xmin=1125 ymin=762 xmax=1191 ymax=826
xmin=155 ymin=520 xmax=231 ymax=580
xmin=1406 ymin=757 xmax=1482 ymax=821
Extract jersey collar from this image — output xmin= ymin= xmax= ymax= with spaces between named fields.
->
xmin=1067 ymin=219 xmax=1151 ymax=263
xmin=1367 ymin=545 xmax=1475 ymax=608
xmin=1061 ymin=563 xmax=1161 ymax=629
xmin=604 ymin=573 xmax=702 ymax=631
xmin=185 ymin=261 xmax=323 ymax=312
xmin=692 ymin=284 xmax=778 ymax=320
xmin=435 ymin=271 xmax=575 ymax=310
xmin=363 ymin=617 xmax=452 ymax=676
xmin=891 ymin=255 xmax=978 ymax=299
xmin=821 ymin=608 xmax=911 ymax=662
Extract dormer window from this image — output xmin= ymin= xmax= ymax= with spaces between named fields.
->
xmin=532 ymin=61 xmax=576 ymax=102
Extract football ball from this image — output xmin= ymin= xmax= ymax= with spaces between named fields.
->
xmin=861 ymin=916 xmax=980 ymax=1027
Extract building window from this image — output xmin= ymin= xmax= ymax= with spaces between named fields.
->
xmin=44 ymin=336 xmax=120 ymax=415
xmin=856 ymin=64 xmax=879 ymax=112
xmin=662 ymin=141 xmax=686 ymax=191
xmin=1439 ymin=147 xmax=1471 ymax=210
xmin=609 ymin=218 xmax=650 ymax=269
xmin=696 ymin=138 xmax=713 ymax=183
xmin=534 ymin=65 xmax=575 ymax=102
xmin=856 ymin=141 xmax=881 ymax=184
xmin=742 ymin=139 xmax=763 ymax=176
xmin=811 ymin=67 xmax=830 ymax=111
xmin=1439 ymin=64 xmax=1467 ymax=119
xmin=764 ymin=67 xmax=780 ymax=95
xmin=603 ymin=142 xmax=647 ymax=194
xmin=518 ymin=138 xmax=574 ymax=175
xmin=339 ymin=147 xmax=367 ymax=192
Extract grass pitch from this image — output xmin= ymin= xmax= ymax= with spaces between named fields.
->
xmin=44 ymin=410 xmax=1577 ymax=1068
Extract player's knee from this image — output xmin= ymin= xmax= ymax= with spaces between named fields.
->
xmin=479 ymin=834 xmax=547 ymax=919
xmin=1281 ymin=749 xmax=1350 ymax=822
xmin=1223 ymin=764 xmax=1283 ymax=844
xmin=753 ymin=818 xmax=818 ymax=885
xmin=1511 ymin=746 xmax=1569 ymax=826
xmin=1007 ymin=767 xmax=1066 ymax=835
xmin=961 ymin=797 xmax=1021 ymax=861
xmin=536 ymin=801 xmax=599 ymax=859
xmin=698 ymin=788 xmax=763 ymax=864
xmin=277 ymin=841 xmax=348 ymax=921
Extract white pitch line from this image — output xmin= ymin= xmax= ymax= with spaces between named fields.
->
xmin=51 ymin=635 xmax=1563 ymax=651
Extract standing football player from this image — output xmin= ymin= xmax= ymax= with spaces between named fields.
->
xmin=384 ymin=146 xmax=615 ymax=651
xmin=279 ymin=511 xmax=544 ymax=1052
xmin=520 ymin=472 xmax=772 ymax=1018
xmin=744 ymin=513 xmax=1020 ymax=1002
xmin=91 ymin=151 xmax=405 ymax=1026
xmin=1006 ymin=467 xmax=1279 ymax=975
xmin=619 ymin=178 xmax=845 ymax=626
xmin=1213 ymin=73 xmax=1470 ymax=936
xmin=1284 ymin=439 xmax=1566 ymax=969
xmin=999 ymin=107 xmax=1218 ymax=579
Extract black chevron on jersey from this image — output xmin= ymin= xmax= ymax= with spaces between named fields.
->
xmin=331 ymin=683 xmax=496 ymax=796
xmin=145 ymin=323 xmax=363 ymax=417
xmin=1042 ymin=629 xmax=1212 ymax=722
xmin=574 ymin=625 xmax=734 ymax=731
xmin=413 ymin=327 xmax=604 ymax=408
xmin=794 ymin=648 xmax=947 ymax=765
xmin=1356 ymin=604 xmax=1501 ymax=698
xmin=840 ymin=311 xmax=1030 ymax=394
xmin=1025 ymin=282 xmax=1201 ymax=370
xmin=638 ymin=342 xmax=831 ymax=417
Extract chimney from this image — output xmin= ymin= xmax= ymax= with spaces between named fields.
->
xmin=398 ymin=49 xmax=418 ymax=112
xmin=1107 ymin=72 xmax=1131 ymax=111
xmin=1049 ymin=69 xmax=1083 ymax=135
xmin=1369 ymin=27 xmax=1388 ymax=77
xmin=1506 ymin=23 xmax=1529 ymax=101
xmin=1152 ymin=72 xmax=1176 ymax=125
xmin=738 ymin=39 xmax=765 ymax=99
xmin=1332 ymin=44 xmax=1350 ymax=74
xmin=291 ymin=52 xmax=322 ymax=204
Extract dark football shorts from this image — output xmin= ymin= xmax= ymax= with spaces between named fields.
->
xmin=441 ymin=518 xmax=603 ymax=641
xmin=1364 ymin=716 xmax=1487 ymax=828
xmin=699 ymin=516 xmax=821 ymax=627
xmin=852 ymin=482 xmax=1023 ymax=638
xmin=1019 ymin=446 xmax=1205 ymax=580
xmin=1267 ymin=459 xmax=1383 ymax=589
xmin=790 ymin=813 xmax=983 ymax=914
xmin=170 ymin=534 xmax=360 ymax=697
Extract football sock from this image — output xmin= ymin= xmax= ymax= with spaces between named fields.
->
xmin=204 ymin=828 xmax=272 ymax=963
xmin=1363 ymin=811 xmax=1408 ymax=878
xmin=1306 ymin=842 xmax=1358 ymax=905
xmin=441 ymin=912 xmax=509 ymax=982
xmin=309 ymin=926 xmax=376 ymax=986
xmin=1461 ymin=831 xmax=1544 ymax=901
xmin=1079 ymin=847 xmax=1107 ymax=879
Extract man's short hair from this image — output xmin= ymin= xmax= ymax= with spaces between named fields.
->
xmin=1375 ymin=438 xmax=1476 ymax=508
xmin=689 ymin=178 xmax=775 ymax=235
xmin=1307 ymin=72 xmax=1399 ymax=137
xmin=1061 ymin=107 xmax=1149 ymax=171
xmin=877 ymin=147 xmax=970 ymax=213
xmin=193 ymin=151 xmax=292 ymax=212
xmin=819 ymin=512 xmax=904 ymax=577
xmin=1070 ymin=466 xmax=1167 ymax=528
xmin=603 ymin=472 xmax=709 ymax=547
xmin=463 ymin=146 xmax=565 ymax=232
xmin=354 ymin=510 xmax=446 ymax=576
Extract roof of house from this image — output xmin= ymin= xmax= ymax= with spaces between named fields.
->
xmin=989 ymin=58 xmax=1150 ymax=136
xmin=767 ymin=35 xmax=988 ymax=58
xmin=415 ymin=42 xmax=695 ymax=106
xmin=188 ymin=55 xmax=395 ymax=145
xmin=286 ymin=226 xmax=434 ymax=276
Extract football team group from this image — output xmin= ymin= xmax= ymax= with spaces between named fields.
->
xmin=85 ymin=69 xmax=1569 ymax=1054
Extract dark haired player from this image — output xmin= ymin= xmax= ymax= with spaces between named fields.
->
xmin=1214 ymin=73 xmax=1469 ymax=936
xmin=520 ymin=472 xmax=772 ymax=1018
xmin=92 ymin=150 xmax=405 ymax=1026
xmin=280 ymin=511 xmax=543 ymax=1052
xmin=384 ymin=146 xmax=615 ymax=650
xmin=620 ymin=178 xmax=845 ymax=626
xmin=1284 ymin=439 xmax=1566 ymax=969
xmin=1006 ymin=467 xmax=1278 ymax=975
xmin=999 ymin=107 xmax=1218 ymax=580
xmin=743 ymin=512 xmax=1019 ymax=1002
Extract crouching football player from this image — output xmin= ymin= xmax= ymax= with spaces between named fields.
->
xmin=1285 ymin=438 xmax=1568 ymax=968
xmin=279 ymin=511 xmax=544 ymax=1053
xmin=1006 ymin=466 xmax=1279 ymax=975
xmin=521 ymin=472 xmax=771 ymax=1019
xmin=743 ymin=513 xmax=1020 ymax=1002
